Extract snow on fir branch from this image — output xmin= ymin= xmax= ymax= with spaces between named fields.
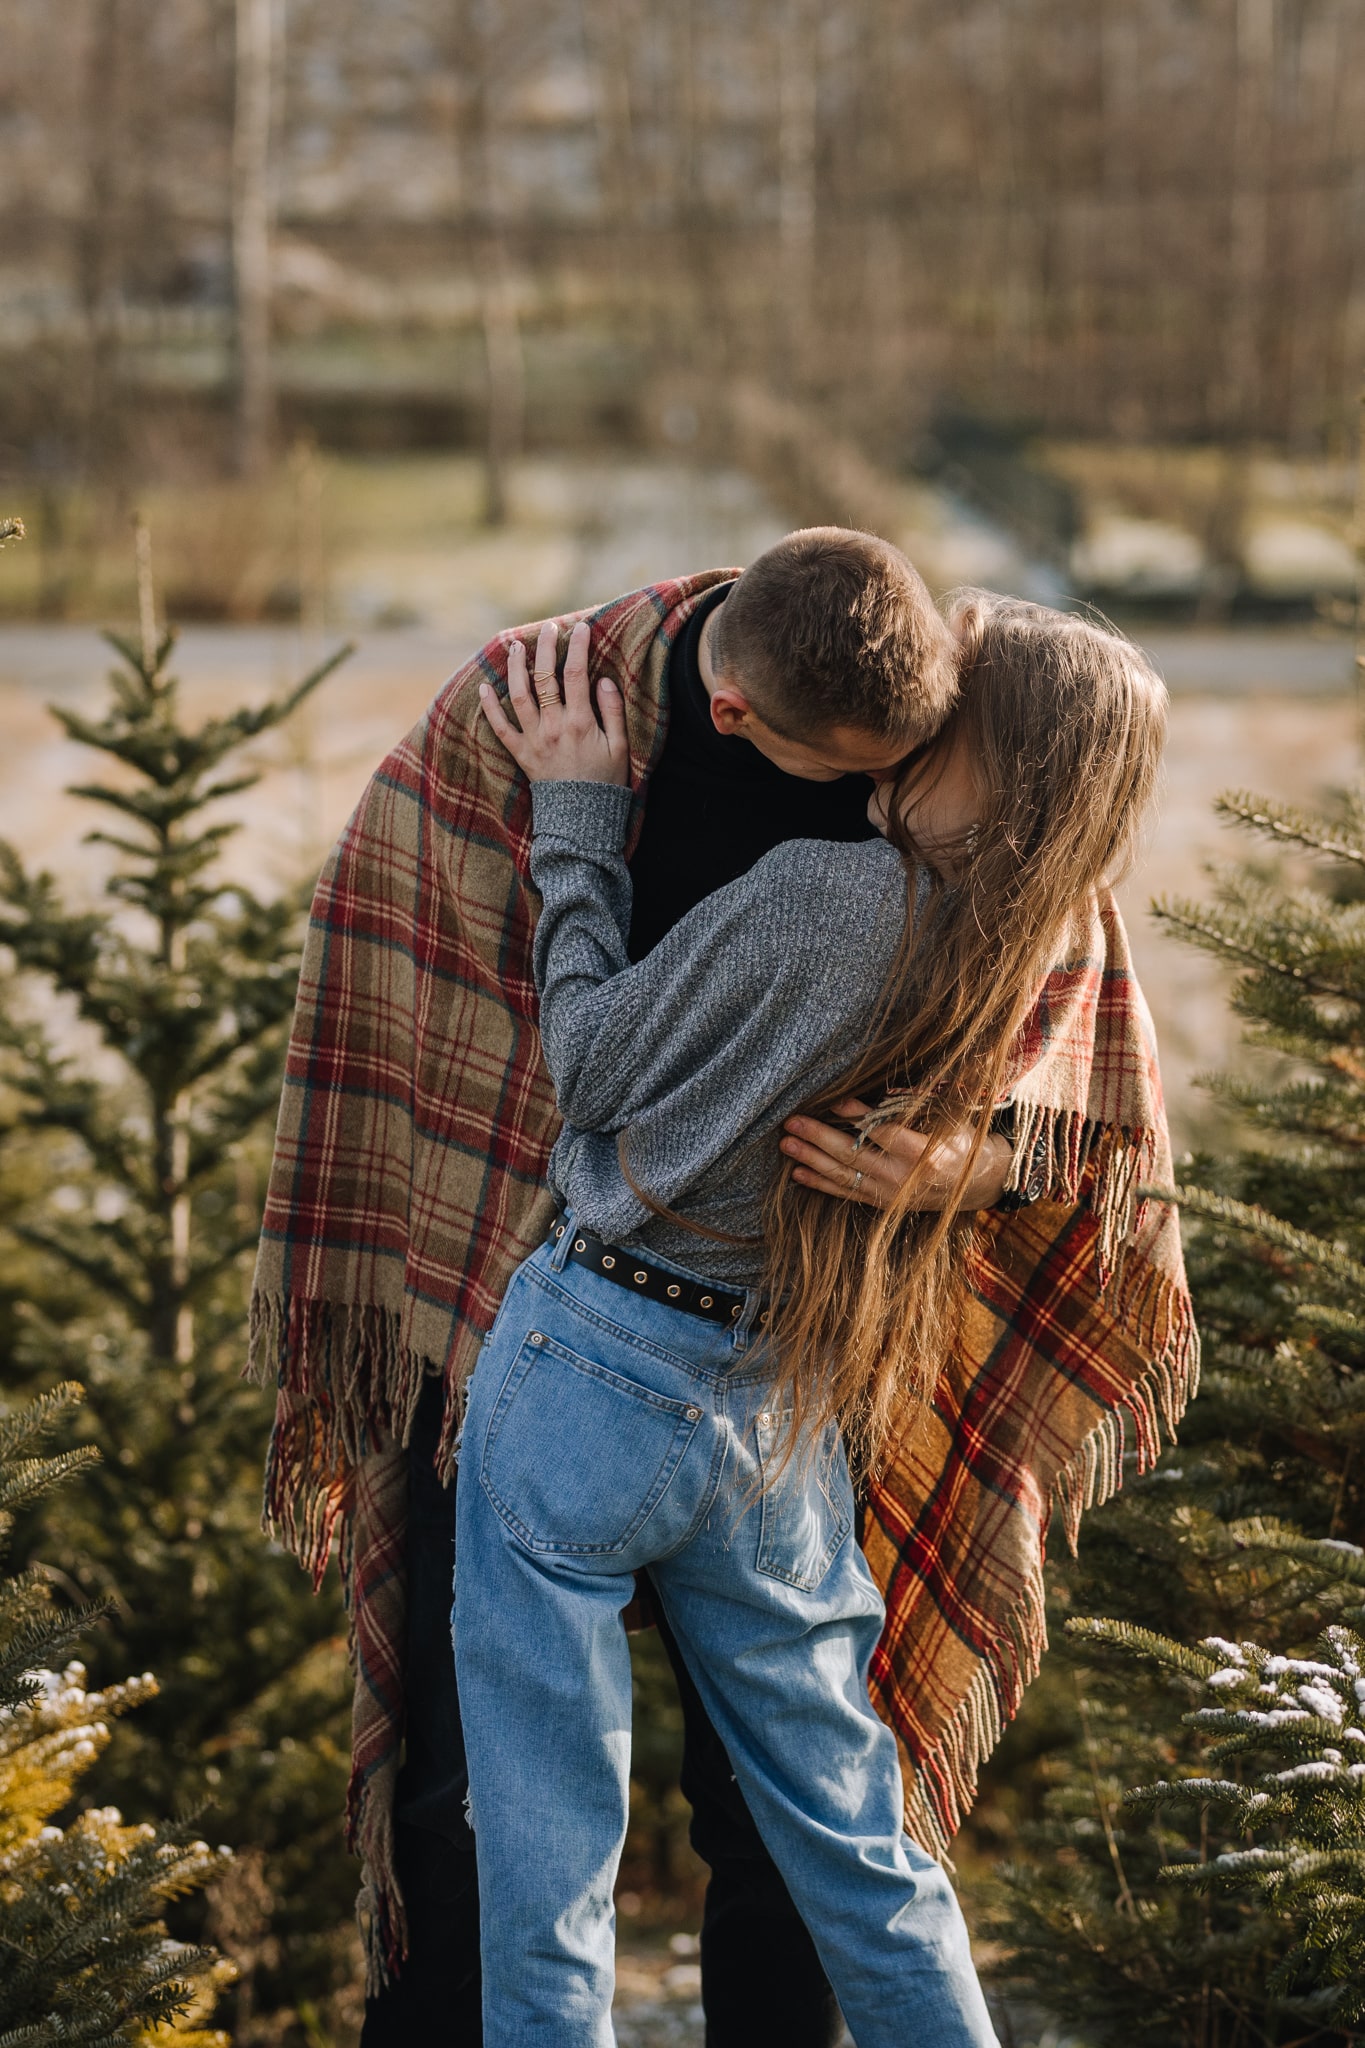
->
xmin=1073 ymin=1568 xmax=1365 ymax=2025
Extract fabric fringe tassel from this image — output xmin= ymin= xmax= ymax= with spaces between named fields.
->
xmin=903 ymin=1251 xmax=1201 ymax=1857
xmin=247 ymin=1291 xmax=436 ymax=1583
xmin=248 ymin=1291 xmax=466 ymax=1993
xmin=1003 ymin=1104 xmax=1157 ymax=1286
xmin=353 ymin=1796 xmax=406 ymax=1996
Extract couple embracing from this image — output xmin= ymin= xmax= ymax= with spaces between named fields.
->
xmin=251 ymin=529 xmax=1198 ymax=2046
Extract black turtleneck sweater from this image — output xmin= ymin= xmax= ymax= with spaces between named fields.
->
xmin=625 ymin=583 xmax=881 ymax=961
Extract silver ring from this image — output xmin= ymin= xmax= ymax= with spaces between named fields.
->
xmin=851 ymin=1169 xmax=864 ymax=1191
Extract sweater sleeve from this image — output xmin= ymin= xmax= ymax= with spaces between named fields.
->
xmin=529 ymin=781 xmax=904 ymax=1149
xmin=529 ymin=779 xmax=637 ymax=1057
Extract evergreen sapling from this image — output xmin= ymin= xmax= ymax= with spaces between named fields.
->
xmin=0 ymin=1379 xmax=233 ymax=2046
xmin=983 ymin=787 xmax=1365 ymax=2044
xmin=0 ymin=608 xmax=360 ymax=2023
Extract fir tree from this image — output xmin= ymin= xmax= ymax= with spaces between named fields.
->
xmin=1101 ymin=1562 xmax=1365 ymax=2031
xmin=981 ymin=786 xmax=1365 ymax=2045
xmin=0 ymin=1378 xmax=233 ymax=2046
xmin=0 ymin=606 xmax=361 ymax=2025
xmin=1045 ymin=1524 xmax=1365 ymax=2034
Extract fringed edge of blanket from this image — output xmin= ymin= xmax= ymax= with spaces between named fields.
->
xmin=246 ymin=1291 xmax=436 ymax=1585
xmin=351 ymin=1759 xmax=406 ymax=1997
xmin=1003 ymin=1104 xmax=1155 ymax=1284
xmin=248 ymin=1293 xmax=459 ymax=1993
xmin=901 ymin=1243 xmax=1200 ymax=1860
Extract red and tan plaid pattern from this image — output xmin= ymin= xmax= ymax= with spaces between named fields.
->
xmin=250 ymin=574 xmax=730 ymax=1984
xmin=867 ymin=887 xmax=1196 ymax=1848
xmin=250 ymin=575 xmax=1196 ymax=1986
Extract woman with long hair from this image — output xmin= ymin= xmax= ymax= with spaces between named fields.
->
xmin=456 ymin=591 xmax=1168 ymax=2048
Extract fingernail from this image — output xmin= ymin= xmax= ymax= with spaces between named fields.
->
xmin=600 ymin=677 xmax=617 ymax=692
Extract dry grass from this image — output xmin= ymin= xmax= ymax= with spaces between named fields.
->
xmin=1036 ymin=439 xmax=1355 ymax=564
xmin=0 ymin=455 xmax=505 ymax=624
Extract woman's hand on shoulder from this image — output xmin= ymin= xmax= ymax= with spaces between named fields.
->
xmin=779 ymin=1098 xmax=1012 ymax=1211
xmin=480 ymin=618 xmax=629 ymax=785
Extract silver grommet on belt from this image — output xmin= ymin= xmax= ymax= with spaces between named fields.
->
xmin=730 ymin=1304 xmax=741 ymax=1318
xmin=699 ymin=1295 xmax=712 ymax=1308
xmin=667 ymin=1284 xmax=681 ymax=1298
xmin=601 ymin=1254 xmax=616 ymax=1269
xmin=574 ymin=1238 xmax=587 ymax=1252
xmin=634 ymin=1270 xmax=648 ymax=1284
xmin=759 ymin=1310 xmax=770 ymax=1325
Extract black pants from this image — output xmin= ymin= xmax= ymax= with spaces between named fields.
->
xmin=360 ymin=1377 xmax=841 ymax=2047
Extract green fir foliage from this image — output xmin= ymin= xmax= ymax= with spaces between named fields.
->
xmin=983 ymin=783 xmax=1365 ymax=2045
xmin=1086 ymin=1577 xmax=1365 ymax=2025
xmin=0 ymin=1380 xmax=232 ymax=2047
xmin=0 ymin=621 xmax=360 ymax=2029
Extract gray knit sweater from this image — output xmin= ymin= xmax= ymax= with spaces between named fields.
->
xmin=530 ymin=779 xmax=920 ymax=1286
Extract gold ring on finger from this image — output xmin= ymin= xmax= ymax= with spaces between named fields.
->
xmin=534 ymin=678 xmax=560 ymax=704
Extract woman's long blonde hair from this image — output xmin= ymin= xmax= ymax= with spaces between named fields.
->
xmin=761 ymin=592 xmax=1169 ymax=1478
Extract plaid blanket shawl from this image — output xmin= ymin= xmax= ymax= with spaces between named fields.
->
xmin=249 ymin=572 xmax=1198 ymax=1987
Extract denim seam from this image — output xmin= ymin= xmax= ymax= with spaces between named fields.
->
xmin=508 ymin=1333 xmax=702 ymax=1419
xmin=753 ymin=1417 xmax=854 ymax=1592
xmin=645 ymin=1414 xmax=734 ymax=1562
xmin=753 ymin=1516 xmax=852 ymax=1592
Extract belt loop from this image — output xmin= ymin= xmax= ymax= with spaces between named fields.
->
xmin=730 ymin=1285 xmax=766 ymax=1353
xmin=548 ymin=1208 xmax=575 ymax=1272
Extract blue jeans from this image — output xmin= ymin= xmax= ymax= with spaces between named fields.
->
xmin=360 ymin=1378 xmax=841 ymax=2048
xmin=453 ymin=1228 xmax=999 ymax=2048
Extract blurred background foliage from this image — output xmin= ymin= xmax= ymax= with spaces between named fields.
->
xmin=5 ymin=0 xmax=1365 ymax=622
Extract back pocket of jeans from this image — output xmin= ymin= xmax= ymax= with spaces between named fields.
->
xmin=754 ymin=1413 xmax=852 ymax=1592
xmin=479 ymin=1332 xmax=701 ymax=1556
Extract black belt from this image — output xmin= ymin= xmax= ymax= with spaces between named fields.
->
xmin=548 ymin=1211 xmax=770 ymax=1332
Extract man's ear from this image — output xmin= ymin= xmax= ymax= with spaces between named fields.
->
xmin=708 ymin=682 xmax=755 ymax=736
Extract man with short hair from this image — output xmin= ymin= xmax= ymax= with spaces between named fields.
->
xmin=252 ymin=527 xmax=962 ymax=2046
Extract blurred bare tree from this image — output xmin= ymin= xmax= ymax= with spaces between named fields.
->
xmin=232 ymin=0 xmax=279 ymax=476
xmin=3 ymin=0 xmax=1365 ymax=481
xmin=450 ymin=0 xmax=529 ymax=525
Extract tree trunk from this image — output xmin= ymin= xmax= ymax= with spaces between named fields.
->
xmin=480 ymin=252 xmax=524 ymax=529
xmin=77 ymin=0 xmax=123 ymax=477
xmin=777 ymin=0 xmax=817 ymax=389
xmin=454 ymin=0 xmax=525 ymax=527
xmin=232 ymin=0 xmax=276 ymax=478
xmin=1223 ymin=0 xmax=1274 ymax=436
